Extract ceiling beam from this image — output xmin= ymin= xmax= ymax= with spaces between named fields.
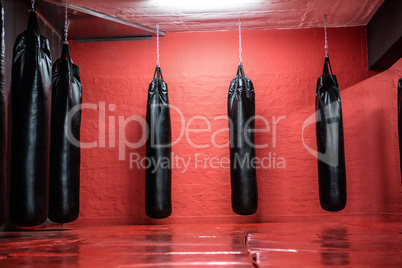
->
xmin=367 ymin=0 xmax=402 ymax=70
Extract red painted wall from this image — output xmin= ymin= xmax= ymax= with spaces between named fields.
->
xmin=69 ymin=26 xmax=401 ymax=225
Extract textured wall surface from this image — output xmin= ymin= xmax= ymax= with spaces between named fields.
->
xmin=341 ymin=58 xmax=402 ymax=216
xmin=69 ymin=26 xmax=401 ymax=225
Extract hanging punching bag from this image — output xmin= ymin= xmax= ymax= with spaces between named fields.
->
xmin=228 ymin=64 xmax=257 ymax=215
xmin=0 ymin=0 xmax=6 ymax=227
xmin=49 ymin=44 xmax=82 ymax=223
xmin=145 ymin=66 xmax=172 ymax=219
xmin=315 ymin=56 xmax=346 ymax=212
xmin=398 ymin=78 xmax=402 ymax=183
xmin=9 ymin=11 xmax=52 ymax=226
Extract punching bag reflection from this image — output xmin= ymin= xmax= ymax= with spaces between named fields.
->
xmin=0 ymin=0 xmax=6 ymax=226
xmin=398 ymin=78 xmax=402 ymax=182
xmin=315 ymin=56 xmax=346 ymax=211
xmin=49 ymin=44 xmax=82 ymax=223
xmin=228 ymin=64 xmax=258 ymax=215
xmin=145 ymin=66 xmax=172 ymax=219
xmin=9 ymin=11 xmax=52 ymax=226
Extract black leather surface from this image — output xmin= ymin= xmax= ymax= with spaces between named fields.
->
xmin=228 ymin=64 xmax=257 ymax=215
xmin=145 ymin=66 xmax=172 ymax=219
xmin=9 ymin=11 xmax=52 ymax=226
xmin=49 ymin=43 xmax=82 ymax=223
xmin=0 ymin=0 xmax=6 ymax=227
xmin=315 ymin=57 xmax=347 ymax=212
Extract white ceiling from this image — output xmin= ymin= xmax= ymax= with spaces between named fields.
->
xmin=66 ymin=0 xmax=384 ymax=32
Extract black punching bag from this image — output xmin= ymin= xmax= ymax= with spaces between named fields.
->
xmin=49 ymin=44 xmax=82 ymax=223
xmin=0 ymin=0 xmax=6 ymax=227
xmin=398 ymin=78 xmax=402 ymax=183
xmin=315 ymin=56 xmax=346 ymax=212
xmin=228 ymin=64 xmax=257 ymax=215
xmin=9 ymin=11 xmax=52 ymax=226
xmin=145 ymin=66 xmax=172 ymax=219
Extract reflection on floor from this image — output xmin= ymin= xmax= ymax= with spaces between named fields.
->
xmin=0 ymin=218 xmax=401 ymax=267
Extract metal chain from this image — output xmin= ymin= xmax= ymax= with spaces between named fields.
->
xmin=238 ymin=18 xmax=242 ymax=64
xmin=64 ymin=0 xmax=68 ymax=44
xmin=156 ymin=21 xmax=160 ymax=67
xmin=31 ymin=0 xmax=35 ymax=10
xmin=324 ymin=14 xmax=328 ymax=57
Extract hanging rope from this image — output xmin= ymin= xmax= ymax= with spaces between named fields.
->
xmin=31 ymin=0 xmax=35 ymax=10
xmin=324 ymin=14 xmax=328 ymax=57
xmin=64 ymin=0 xmax=68 ymax=44
xmin=156 ymin=21 xmax=160 ymax=67
xmin=238 ymin=18 xmax=242 ymax=64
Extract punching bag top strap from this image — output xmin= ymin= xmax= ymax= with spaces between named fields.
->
xmin=237 ymin=63 xmax=245 ymax=77
xmin=153 ymin=66 xmax=163 ymax=80
xmin=27 ymin=11 xmax=40 ymax=35
xmin=61 ymin=43 xmax=71 ymax=61
xmin=236 ymin=63 xmax=250 ymax=96
xmin=61 ymin=43 xmax=74 ymax=82
xmin=322 ymin=56 xmax=333 ymax=76
xmin=236 ymin=63 xmax=246 ymax=88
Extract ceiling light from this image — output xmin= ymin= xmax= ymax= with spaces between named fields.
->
xmin=154 ymin=0 xmax=261 ymax=9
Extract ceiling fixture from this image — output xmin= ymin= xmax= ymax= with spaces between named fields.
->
xmin=154 ymin=0 xmax=261 ymax=9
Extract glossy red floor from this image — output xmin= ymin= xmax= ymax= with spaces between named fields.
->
xmin=0 ymin=218 xmax=401 ymax=267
